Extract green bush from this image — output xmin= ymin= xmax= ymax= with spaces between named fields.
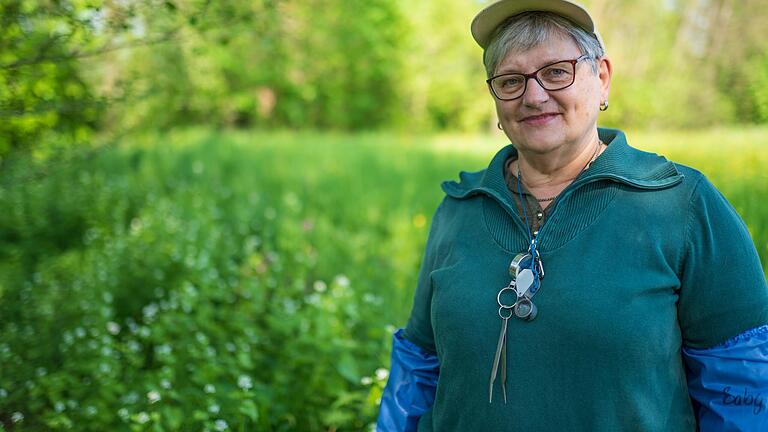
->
xmin=0 ymin=130 xmax=474 ymax=431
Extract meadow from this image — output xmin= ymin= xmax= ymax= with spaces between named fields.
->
xmin=0 ymin=128 xmax=766 ymax=431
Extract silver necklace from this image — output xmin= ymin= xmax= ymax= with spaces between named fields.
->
xmin=517 ymin=140 xmax=603 ymax=204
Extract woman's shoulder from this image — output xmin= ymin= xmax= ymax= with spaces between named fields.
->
xmin=668 ymin=162 xmax=731 ymax=206
xmin=618 ymin=140 xmax=718 ymax=202
xmin=670 ymin=162 xmax=706 ymax=185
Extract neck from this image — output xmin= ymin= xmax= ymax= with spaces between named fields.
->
xmin=515 ymin=129 xmax=602 ymax=189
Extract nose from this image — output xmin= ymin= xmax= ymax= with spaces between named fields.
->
xmin=522 ymin=76 xmax=549 ymax=106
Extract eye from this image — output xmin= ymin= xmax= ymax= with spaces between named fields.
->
xmin=499 ymin=76 xmax=523 ymax=88
xmin=543 ymin=67 xmax=568 ymax=77
xmin=539 ymin=64 xmax=574 ymax=84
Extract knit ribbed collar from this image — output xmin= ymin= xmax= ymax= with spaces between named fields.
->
xmin=441 ymin=128 xmax=683 ymax=202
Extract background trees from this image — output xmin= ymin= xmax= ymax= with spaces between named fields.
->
xmin=4 ymin=0 xmax=768 ymax=161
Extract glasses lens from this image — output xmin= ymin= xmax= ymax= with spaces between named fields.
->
xmin=491 ymin=74 xmax=525 ymax=100
xmin=537 ymin=61 xmax=576 ymax=90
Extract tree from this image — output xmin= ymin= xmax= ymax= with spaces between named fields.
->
xmin=0 ymin=0 xmax=102 ymax=160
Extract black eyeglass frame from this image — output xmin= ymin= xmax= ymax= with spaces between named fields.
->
xmin=486 ymin=54 xmax=593 ymax=101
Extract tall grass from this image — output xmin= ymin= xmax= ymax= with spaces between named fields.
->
xmin=0 ymin=128 xmax=765 ymax=430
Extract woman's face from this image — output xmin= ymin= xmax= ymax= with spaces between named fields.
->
xmin=493 ymin=32 xmax=612 ymax=156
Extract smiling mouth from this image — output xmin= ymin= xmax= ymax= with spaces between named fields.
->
xmin=520 ymin=113 xmax=560 ymax=123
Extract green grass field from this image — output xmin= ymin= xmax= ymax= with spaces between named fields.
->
xmin=1 ymin=128 xmax=766 ymax=431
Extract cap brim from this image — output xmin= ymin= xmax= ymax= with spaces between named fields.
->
xmin=471 ymin=0 xmax=595 ymax=49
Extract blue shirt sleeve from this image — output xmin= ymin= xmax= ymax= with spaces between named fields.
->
xmin=683 ymin=324 xmax=768 ymax=431
xmin=376 ymin=329 xmax=439 ymax=432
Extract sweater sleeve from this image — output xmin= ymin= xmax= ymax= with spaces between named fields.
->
xmin=376 ymin=199 xmax=447 ymax=431
xmin=403 ymin=198 xmax=448 ymax=354
xmin=376 ymin=329 xmax=440 ymax=432
xmin=676 ymin=174 xmax=768 ymax=349
xmin=683 ymin=325 xmax=768 ymax=431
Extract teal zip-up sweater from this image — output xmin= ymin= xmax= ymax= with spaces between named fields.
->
xmin=404 ymin=128 xmax=768 ymax=431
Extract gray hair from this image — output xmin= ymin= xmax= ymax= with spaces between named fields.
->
xmin=484 ymin=12 xmax=604 ymax=78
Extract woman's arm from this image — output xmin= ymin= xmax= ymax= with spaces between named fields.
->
xmin=683 ymin=324 xmax=768 ymax=431
xmin=672 ymin=173 xmax=768 ymax=430
xmin=376 ymin=329 xmax=439 ymax=432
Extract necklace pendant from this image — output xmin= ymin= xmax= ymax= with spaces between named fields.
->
xmin=514 ymin=297 xmax=537 ymax=321
xmin=508 ymin=252 xmax=543 ymax=322
xmin=514 ymin=269 xmax=538 ymax=321
xmin=510 ymin=252 xmax=541 ymax=281
xmin=509 ymin=252 xmax=529 ymax=278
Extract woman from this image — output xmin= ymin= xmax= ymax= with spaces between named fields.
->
xmin=377 ymin=1 xmax=768 ymax=431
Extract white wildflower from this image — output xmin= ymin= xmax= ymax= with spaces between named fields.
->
xmin=335 ymin=274 xmax=350 ymax=288
xmin=237 ymin=375 xmax=253 ymax=390
xmin=147 ymin=390 xmax=161 ymax=404
xmin=107 ymin=321 xmax=121 ymax=335
xmin=375 ymin=368 xmax=389 ymax=381
xmin=130 ymin=218 xmax=143 ymax=233
xmin=313 ymin=280 xmax=327 ymax=293
xmin=156 ymin=344 xmax=172 ymax=356
xmin=136 ymin=412 xmax=150 ymax=424
xmin=142 ymin=303 xmax=159 ymax=320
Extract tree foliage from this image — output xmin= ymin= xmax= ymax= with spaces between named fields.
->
xmin=2 ymin=0 xmax=768 ymax=156
xmin=0 ymin=0 xmax=102 ymax=158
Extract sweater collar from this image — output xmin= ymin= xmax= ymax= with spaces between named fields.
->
xmin=441 ymin=128 xmax=683 ymax=201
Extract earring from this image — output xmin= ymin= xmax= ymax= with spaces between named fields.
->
xmin=497 ymin=122 xmax=504 ymax=130
xmin=599 ymin=100 xmax=609 ymax=111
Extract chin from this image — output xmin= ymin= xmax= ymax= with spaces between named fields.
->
xmin=510 ymin=130 xmax=567 ymax=154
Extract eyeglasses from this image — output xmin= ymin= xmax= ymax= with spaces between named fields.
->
xmin=487 ymin=55 xmax=592 ymax=101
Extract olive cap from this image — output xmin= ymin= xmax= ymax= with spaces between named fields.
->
xmin=471 ymin=0 xmax=604 ymax=50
